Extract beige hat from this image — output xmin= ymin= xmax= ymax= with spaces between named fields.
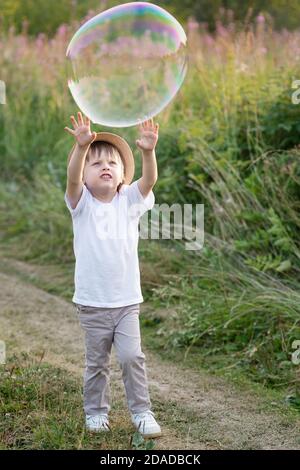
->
xmin=67 ymin=132 xmax=135 ymax=185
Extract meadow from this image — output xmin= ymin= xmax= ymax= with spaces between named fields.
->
xmin=1 ymin=10 xmax=300 ymax=412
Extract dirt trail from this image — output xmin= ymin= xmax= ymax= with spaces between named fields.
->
xmin=0 ymin=263 xmax=300 ymax=450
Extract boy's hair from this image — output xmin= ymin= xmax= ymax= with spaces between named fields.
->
xmin=84 ymin=141 xmax=125 ymax=192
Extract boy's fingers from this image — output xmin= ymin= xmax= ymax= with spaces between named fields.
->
xmin=64 ymin=127 xmax=75 ymax=135
xmin=77 ymin=111 xmax=84 ymax=126
xmin=70 ymin=115 xmax=78 ymax=128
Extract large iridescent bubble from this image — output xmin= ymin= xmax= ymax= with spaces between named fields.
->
xmin=66 ymin=1 xmax=188 ymax=127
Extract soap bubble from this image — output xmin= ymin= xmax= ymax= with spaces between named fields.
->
xmin=66 ymin=1 xmax=188 ymax=127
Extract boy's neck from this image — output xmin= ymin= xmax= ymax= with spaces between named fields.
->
xmin=89 ymin=186 xmax=117 ymax=203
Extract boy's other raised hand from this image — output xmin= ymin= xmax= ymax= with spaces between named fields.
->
xmin=64 ymin=111 xmax=97 ymax=148
xmin=136 ymin=118 xmax=159 ymax=152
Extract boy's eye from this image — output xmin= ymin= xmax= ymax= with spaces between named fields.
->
xmin=93 ymin=161 xmax=116 ymax=165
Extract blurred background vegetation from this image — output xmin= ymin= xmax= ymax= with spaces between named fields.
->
xmin=1 ymin=0 xmax=300 ymax=406
xmin=2 ymin=0 xmax=300 ymax=35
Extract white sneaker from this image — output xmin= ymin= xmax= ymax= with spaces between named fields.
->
xmin=131 ymin=410 xmax=162 ymax=438
xmin=85 ymin=414 xmax=111 ymax=433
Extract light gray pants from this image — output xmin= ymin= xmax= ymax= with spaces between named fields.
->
xmin=75 ymin=302 xmax=151 ymax=416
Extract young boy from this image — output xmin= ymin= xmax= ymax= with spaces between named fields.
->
xmin=64 ymin=111 xmax=161 ymax=438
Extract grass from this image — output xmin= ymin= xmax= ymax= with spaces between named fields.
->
xmin=1 ymin=349 xmax=299 ymax=450
xmin=148 ymin=263 xmax=300 ymax=389
xmin=0 ymin=352 xmax=156 ymax=450
xmin=140 ymin=315 xmax=300 ymax=417
xmin=0 ymin=351 xmax=221 ymax=450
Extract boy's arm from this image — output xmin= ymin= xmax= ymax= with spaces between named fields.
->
xmin=137 ymin=149 xmax=158 ymax=198
xmin=66 ymin=143 xmax=90 ymax=210
xmin=136 ymin=119 xmax=159 ymax=198
xmin=64 ymin=111 xmax=97 ymax=210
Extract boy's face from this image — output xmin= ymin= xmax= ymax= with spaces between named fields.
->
xmin=83 ymin=149 xmax=124 ymax=194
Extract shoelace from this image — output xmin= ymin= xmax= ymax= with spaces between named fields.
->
xmin=88 ymin=415 xmax=110 ymax=429
xmin=133 ymin=410 xmax=154 ymax=419
xmin=133 ymin=411 xmax=158 ymax=434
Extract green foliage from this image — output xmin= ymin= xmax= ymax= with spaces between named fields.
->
xmin=285 ymin=392 xmax=300 ymax=411
xmin=2 ymin=0 xmax=300 ymax=37
xmin=0 ymin=0 xmax=112 ymax=36
xmin=130 ymin=431 xmax=155 ymax=450
xmin=165 ymin=0 xmax=300 ymax=32
xmin=258 ymin=72 xmax=300 ymax=151
xmin=0 ymin=168 xmax=73 ymax=263
xmin=151 ymin=265 xmax=300 ymax=388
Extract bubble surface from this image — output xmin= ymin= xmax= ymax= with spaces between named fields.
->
xmin=66 ymin=1 xmax=188 ymax=127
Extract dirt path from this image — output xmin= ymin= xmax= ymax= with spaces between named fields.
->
xmin=0 ymin=265 xmax=300 ymax=450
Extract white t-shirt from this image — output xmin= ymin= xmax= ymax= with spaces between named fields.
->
xmin=64 ymin=180 xmax=155 ymax=308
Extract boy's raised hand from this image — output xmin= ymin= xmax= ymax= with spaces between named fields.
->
xmin=136 ymin=118 xmax=159 ymax=152
xmin=64 ymin=111 xmax=97 ymax=148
